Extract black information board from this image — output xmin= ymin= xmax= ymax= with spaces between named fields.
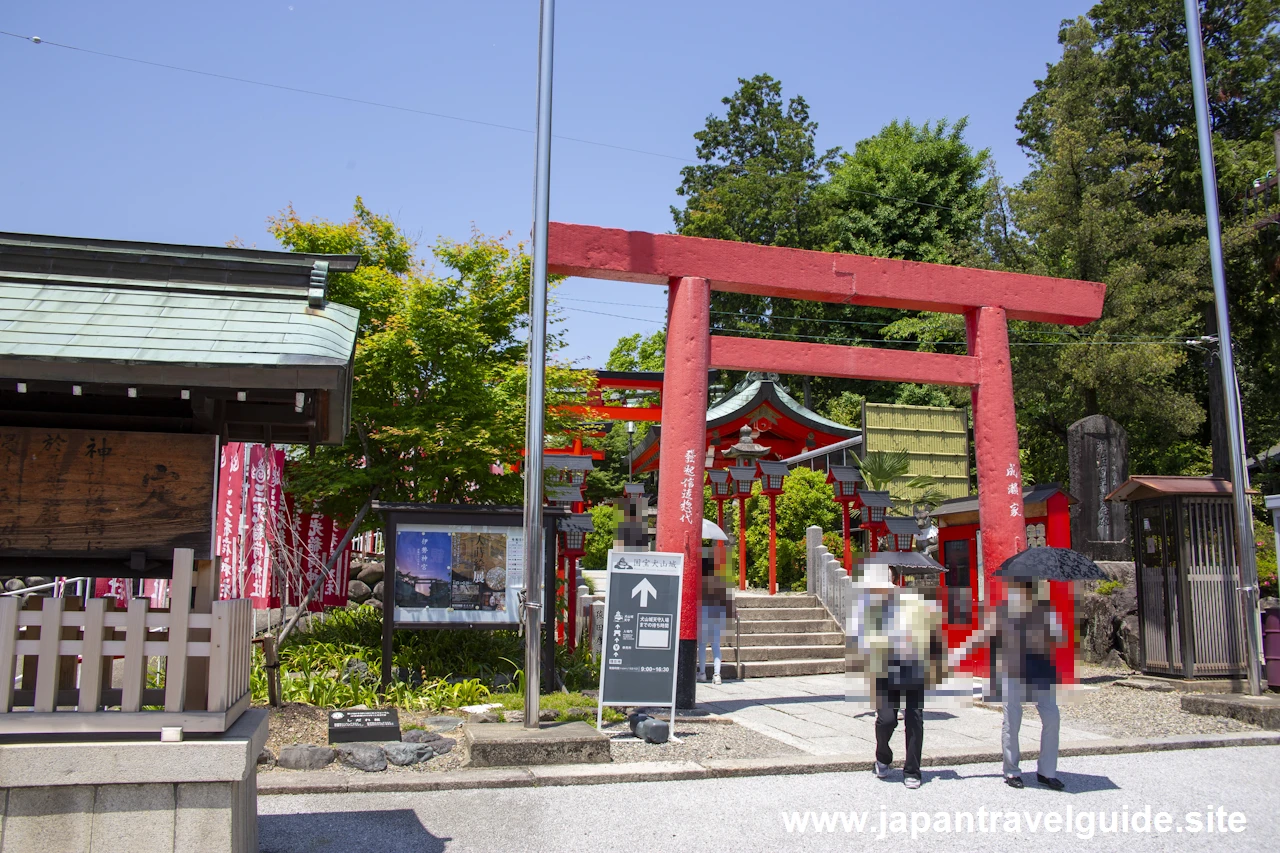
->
xmin=374 ymin=503 xmax=566 ymax=690
xmin=597 ymin=550 xmax=684 ymax=724
xmin=328 ymin=708 xmax=402 ymax=743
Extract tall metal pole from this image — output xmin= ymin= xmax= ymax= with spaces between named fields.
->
xmin=522 ymin=0 xmax=556 ymax=727
xmin=1183 ymin=0 xmax=1262 ymax=695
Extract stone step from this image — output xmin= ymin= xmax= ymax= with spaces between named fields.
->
xmin=701 ymin=644 xmax=846 ymax=663
xmin=736 ymin=606 xmax=829 ymax=621
xmin=739 ymin=658 xmax=847 ymax=677
xmin=738 ymin=618 xmax=839 ymax=634
xmin=732 ymin=631 xmax=845 ymax=648
xmin=735 ymin=593 xmax=819 ymax=609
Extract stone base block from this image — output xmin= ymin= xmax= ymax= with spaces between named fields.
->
xmin=0 ymin=709 xmax=267 ymax=853
xmin=1181 ymin=693 xmax=1280 ymax=729
xmin=463 ymin=721 xmax=610 ymax=768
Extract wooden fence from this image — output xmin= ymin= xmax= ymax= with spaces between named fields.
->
xmin=0 ymin=549 xmax=252 ymax=734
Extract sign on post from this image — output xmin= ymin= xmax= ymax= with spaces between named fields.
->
xmin=596 ymin=549 xmax=684 ymax=731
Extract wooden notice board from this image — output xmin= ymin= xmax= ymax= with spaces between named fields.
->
xmin=0 ymin=427 xmax=217 ymax=562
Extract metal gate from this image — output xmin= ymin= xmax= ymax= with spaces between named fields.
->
xmin=1132 ymin=495 xmax=1247 ymax=678
xmin=1135 ymin=499 xmax=1183 ymax=674
xmin=1181 ymin=497 xmax=1246 ymax=677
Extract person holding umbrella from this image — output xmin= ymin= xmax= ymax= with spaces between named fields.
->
xmin=950 ymin=547 xmax=1107 ymax=791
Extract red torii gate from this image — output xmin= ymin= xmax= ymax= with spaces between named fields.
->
xmin=549 ymin=222 xmax=1105 ymax=704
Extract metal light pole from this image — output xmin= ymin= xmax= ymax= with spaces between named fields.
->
xmin=521 ymin=0 xmax=556 ymax=727
xmin=626 ymin=420 xmax=635 ymax=480
xmin=1183 ymin=0 xmax=1263 ymax=695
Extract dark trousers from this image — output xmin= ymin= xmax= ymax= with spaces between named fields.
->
xmin=875 ymin=682 xmax=924 ymax=778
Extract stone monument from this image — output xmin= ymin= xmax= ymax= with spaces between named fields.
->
xmin=1068 ymin=414 xmax=1130 ymax=561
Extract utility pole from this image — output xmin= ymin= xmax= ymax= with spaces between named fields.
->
xmin=521 ymin=0 xmax=556 ymax=727
xmin=1183 ymin=0 xmax=1263 ymax=695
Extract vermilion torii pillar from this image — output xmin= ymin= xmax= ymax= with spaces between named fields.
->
xmin=549 ymin=223 xmax=1104 ymax=707
xmin=656 ymin=276 xmax=711 ymax=706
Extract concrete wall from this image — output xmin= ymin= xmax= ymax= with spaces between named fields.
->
xmin=0 ymin=710 xmax=266 ymax=853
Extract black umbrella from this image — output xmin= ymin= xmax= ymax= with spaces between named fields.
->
xmin=994 ymin=547 xmax=1108 ymax=581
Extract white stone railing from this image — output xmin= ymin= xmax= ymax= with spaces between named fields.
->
xmin=0 ymin=548 xmax=252 ymax=735
xmin=807 ymin=525 xmax=853 ymax=631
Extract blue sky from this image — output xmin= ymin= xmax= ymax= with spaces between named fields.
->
xmin=1 ymin=1 xmax=1091 ymax=367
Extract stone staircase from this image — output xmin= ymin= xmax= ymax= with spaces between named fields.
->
xmin=702 ymin=592 xmax=846 ymax=678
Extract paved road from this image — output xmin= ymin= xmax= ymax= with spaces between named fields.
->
xmin=696 ymin=672 xmax=1108 ymax=755
xmin=258 ymin=745 xmax=1279 ymax=853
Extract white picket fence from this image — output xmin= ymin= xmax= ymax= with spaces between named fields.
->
xmin=806 ymin=525 xmax=854 ymax=631
xmin=0 ymin=548 xmax=252 ymax=734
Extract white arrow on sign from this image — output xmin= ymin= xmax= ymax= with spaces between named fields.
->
xmin=631 ymin=578 xmax=658 ymax=607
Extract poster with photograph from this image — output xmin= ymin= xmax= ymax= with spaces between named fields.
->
xmin=392 ymin=524 xmax=524 ymax=624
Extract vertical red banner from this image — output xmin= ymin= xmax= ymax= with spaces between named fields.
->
xmin=94 ymin=577 xmax=132 ymax=605
xmin=216 ymin=442 xmax=246 ymax=600
xmin=323 ymin=517 xmax=351 ymax=607
xmin=243 ymin=445 xmax=275 ymax=608
xmin=300 ymin=512 xmax=330 ymax=612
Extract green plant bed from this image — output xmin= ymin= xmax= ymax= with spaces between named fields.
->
xmin=254 ymin=604 xmax=607 ymax=713
xmin=491 ymin=690 xmax=624 ymax=723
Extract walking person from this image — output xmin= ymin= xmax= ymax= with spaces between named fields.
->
xmin=951 ymin=579 xmax=1066 ymax=790
xmin=852 ymin=563 xmax=945 ymax=789
xmin=697 ymin=546 xmax=735 ymax=685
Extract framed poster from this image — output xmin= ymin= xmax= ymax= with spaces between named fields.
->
xmin=390 ymin=523 xmax=525 ymax=625
xmin=375 ymin=503 xmax=567 ymax=689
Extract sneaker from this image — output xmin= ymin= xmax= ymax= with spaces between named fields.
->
xmin=873 ymin=760 xmax=890 ymax=779
xmin=696 ymin=671 xmax=706 ymax=683
xmin=904 ymin=775 xmax=922 ymax=789
xmin=1005 ymin=776 xmax=1024 ymax=789
xmin=1037 ymin=774 xmax=1065 ymax=791
xmin=712 ymin=673 xmax=722 ymax=686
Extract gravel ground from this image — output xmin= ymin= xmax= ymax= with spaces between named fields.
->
xmin=1018 ymin=661 xmax=1263 ymax=739
xmin=259 ymin=703 xmax=468 ymax=775
xmin=260 ymin=702 xmax=800 ymax=773
xmin=603 ymin=719 xmax=803 ymax=764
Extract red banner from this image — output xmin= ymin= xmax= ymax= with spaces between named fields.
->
xmin=215 ymin=443 xmax=246 ymax=600
xmin=92 ymin=577 xmax=169 ymax=607
xmin=242 ymin=445 xmax=285 ymax=608
xmin=322 ymin=518 xmax=351 ymax=608
xmin=211 ymin=442 xmax=351 ymax=610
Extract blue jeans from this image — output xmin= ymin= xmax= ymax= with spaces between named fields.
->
xmin=1002 ymin=675 xmax=1059 ymax=778
xmin=698 ymin=605 xmax=725 ymax=677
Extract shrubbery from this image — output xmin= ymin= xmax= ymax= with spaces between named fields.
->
xmin=251 ymin=604 xmax=602 ymax=710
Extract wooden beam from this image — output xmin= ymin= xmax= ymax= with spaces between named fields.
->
xmin=548 ymin=222 xmax=1105 ymax=326
xmin=709 ymin=336 xmax=981 ymax=387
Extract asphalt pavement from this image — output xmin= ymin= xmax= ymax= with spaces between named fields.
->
xmin=258 ymin=744 xmax=1280 ymax=853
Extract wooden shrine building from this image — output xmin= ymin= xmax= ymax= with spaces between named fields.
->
xmin=0 ymin=231 xmax=360 ymax=577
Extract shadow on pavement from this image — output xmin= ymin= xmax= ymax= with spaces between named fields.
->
xmin=1051 ymin=771 xmax=1122 ymax=794
xmin=259 ymin=809 xmax=450 ymax=853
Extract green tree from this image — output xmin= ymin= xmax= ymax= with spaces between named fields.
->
xmin=581 ymin=502 xmax=620 ymax=570
xmin=674 ymin=79 xmax=994 ymax=412
xmin=604 ymin=331 xmax=666 ymax=373
xmin=819 ymin=119 xmax=991 ymax=264
xmin=741 ymin=468 xmax=838 ymax=590
xmin=1003 ymin=6 xmax=1280 ymax=484
xmin=272 ymin=199 xmax=587 ymax=519
xmin=673 ymin=73 xmax=837 ymax=249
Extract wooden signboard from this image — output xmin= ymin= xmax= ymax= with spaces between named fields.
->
xmin=0 ymin=427 xmax=217 ymax=562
